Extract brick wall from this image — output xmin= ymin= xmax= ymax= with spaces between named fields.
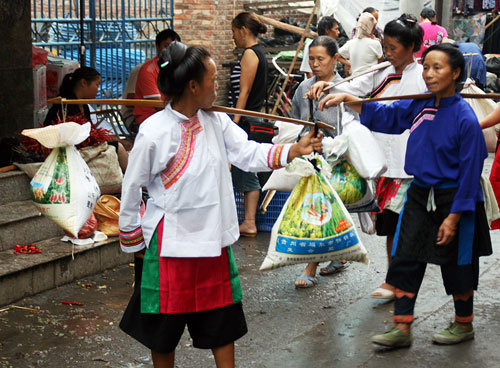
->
xmin=174 ymin=0 xmax=235 ymax=105
xmin=174 ymin=0 xmax=312 ymax=105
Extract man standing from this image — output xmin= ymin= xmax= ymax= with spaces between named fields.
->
xmin=132 ymin=29 xmax=181 ymax=132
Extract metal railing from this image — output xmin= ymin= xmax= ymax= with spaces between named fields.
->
xmin=31 ymin=0 xmax=174 ymax=99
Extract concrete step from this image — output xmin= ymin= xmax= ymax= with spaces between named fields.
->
xmin=0 ymin=170 xmax=31 ymax=205
xmin=0 ymin=235 xmax=133 ymax=306
xmin=0 ymin=200 xmax=64 ymax=252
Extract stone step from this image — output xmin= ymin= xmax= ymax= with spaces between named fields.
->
xmin=0 ymin=200 xmax=64 ymax=252
xmin=0 ymin=236 xmax=133 ymax=306
xmin=0 ymin=170 xmax=31 ymax=205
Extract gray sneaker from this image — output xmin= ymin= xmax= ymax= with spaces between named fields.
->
xmin=372 ymin=327 xmax=412 ymax=348
xmin=432 ymin=322 xmax=474 ymax=345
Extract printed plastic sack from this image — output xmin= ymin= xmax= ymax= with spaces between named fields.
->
xmin=64 ymin=212 xmax=98 ymax=239
xmin=338 ymin=103 xmax=387 ymax=179
xmin=260 ymin=156 xmax=369 ymax=270
xmin=329 ymin=159 xmax=379 ymax=212
xmin=22 ymin=122 xmax=101 ymax=237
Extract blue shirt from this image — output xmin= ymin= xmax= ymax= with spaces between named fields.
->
xmin=458 ymin=42 xmax=486 ymax=87
xmin=361 ymin=93 xmax=487 ymax=213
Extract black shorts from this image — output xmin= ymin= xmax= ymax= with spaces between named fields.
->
xmin=375 ymin=209 xmax=400 ymax=236
xmin=119 ymin=257 xmax=248 ymax=353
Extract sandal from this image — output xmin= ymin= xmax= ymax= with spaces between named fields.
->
xmin=371 ymin=287 xmax=395 ymax=300
xmin=319 ymin=261 xmax=350 ymax=276
xmin=239 ymin=231 xmax=257 ymax=238
xmin=294 ymin=274 xmax=318 ymax=288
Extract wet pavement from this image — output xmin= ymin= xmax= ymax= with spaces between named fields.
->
xmin=1 ymin=221 xmax=500 ymax=368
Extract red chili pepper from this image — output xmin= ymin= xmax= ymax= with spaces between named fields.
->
xmin=13 ymin=243 xmax=42 ymax=254
xmin=61 ymin=301 xmax=84 ymax=306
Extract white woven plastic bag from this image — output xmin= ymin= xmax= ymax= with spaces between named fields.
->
xmin=338 ymin=103 xmax=387 ymax=179
xmin=462 ymin=79 xmax=498 ymax=153
xmin=22 ymin=122 xmax=101 ymax=237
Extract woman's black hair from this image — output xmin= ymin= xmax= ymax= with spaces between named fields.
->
xmin=363 ymin=7 xmax=378 ymax=14
xmin=59 ymin=66 xmax=100 ymax=98
xmin=384 ymin=13 xmax=423 ymax=53
xmin=422 ymin=43 xmax=465 ymax=87
xmin=155 ymin=29 xmax=181 ymax=46
xmin=232 ymin=12 xmax=267 ymax=36
xmin=157 ymin=41 xmax=211 ymax=100
xmin=317 ymin=16 xmax=339 ymax=36
xmin=309 ymin=35 xmax=339 ymax=57
xmin=420 ymin=7 xmax=437 ymax=24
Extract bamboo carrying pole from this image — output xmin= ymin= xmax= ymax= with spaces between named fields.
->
xmin=323 ymin=61 xmax=391 ymax=92
xmin=256 ymin=14 xmax=318 ymax=39
xmin=322 ymin=53 xmax=478 ymax=94
xmin=258 ymin=0 xmax=319 ymax=215
xmin=343 ymin=92 xmax=500 ymax=105
xmin=46 ymin=97 xmax=334 ymax=130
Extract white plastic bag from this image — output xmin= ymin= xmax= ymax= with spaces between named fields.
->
xmin=262 ymin=154 xmax=331 ymax=192
xmin=22 ymin=122 xmax=101 ymax=237
xmin=462 ymin=79 xmax=498 ymax=153
xmin=272 ymin=120 xmax=303 ymax=144
xmin=358 ymin=212 xmax=376 ymax=235
xmin=339 ymin=103 xmax=387 ymax=179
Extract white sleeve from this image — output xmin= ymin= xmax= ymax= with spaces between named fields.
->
xmin=371 ymin=41 xmax=383 ymax=59
xmin=339 ymin=42 xmax=350 ymax=59
xmin=219 ymin=114 xmax=291 ymax=171
xmin=118 ymin=132 xmax=155 ymax=253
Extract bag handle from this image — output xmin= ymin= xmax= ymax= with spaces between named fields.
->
xmin=337 ymin=102 xmax=347 ymax=129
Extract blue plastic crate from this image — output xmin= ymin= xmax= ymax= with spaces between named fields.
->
xmin=234 ymin=191 xmax=290 ymax=232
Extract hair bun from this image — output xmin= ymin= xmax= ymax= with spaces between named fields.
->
xmin=157 ymin=41 xmax=188 ymax=69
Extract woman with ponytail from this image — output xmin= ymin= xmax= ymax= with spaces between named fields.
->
xmin=44 ymin=67 xmax=128 ymax=172
xmin=229 ymin=11 xmax=269 ymax=238
xmin=118 ymin=41 xmax=323 ymax=367
xmin=44 ymin=66 xmax=101 ymax=125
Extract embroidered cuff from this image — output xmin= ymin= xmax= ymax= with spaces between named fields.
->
xmin=119 ymin=227 xmax=145 ymax=253
xmin=267 ymin=144 xmax=290 ymax=170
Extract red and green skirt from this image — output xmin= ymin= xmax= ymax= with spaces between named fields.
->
xmin=140 ymin=217 xmax=243 ymax=314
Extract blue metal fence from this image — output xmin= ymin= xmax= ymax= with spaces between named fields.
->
xmin=31 ymin=0 xmax=174 ymax=98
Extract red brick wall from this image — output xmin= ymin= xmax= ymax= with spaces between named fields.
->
xmin=174 ymin=0 xmax=312 ymax=105
xmin=174 ymin=0 xmax=235 ymax=105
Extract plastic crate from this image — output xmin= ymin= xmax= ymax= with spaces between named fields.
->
xmin=235 ymin=191 xmax=290 ymax=232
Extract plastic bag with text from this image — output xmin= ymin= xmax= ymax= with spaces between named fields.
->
xmin=22 ymin=122 xmax=101 ymax=237
xmin=260 ymin=157 xmax=369 ymax=270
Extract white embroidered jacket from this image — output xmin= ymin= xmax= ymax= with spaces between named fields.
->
xmin=119 ymin=104 xmax=291 ymax=257
xmin=335 ymin=61 xmax=427 ymax=178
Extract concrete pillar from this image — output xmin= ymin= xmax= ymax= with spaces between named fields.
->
xmin=400 ymin=0 xmax=425 ymax=19
xmin=440 ymin=0 xmax=454 ymax=38
xmin=0 ymin=0 xmax=33 ymax=137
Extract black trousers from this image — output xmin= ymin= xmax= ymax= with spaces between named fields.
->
xmin=387 ymin=256 xmax=477 ymax=324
